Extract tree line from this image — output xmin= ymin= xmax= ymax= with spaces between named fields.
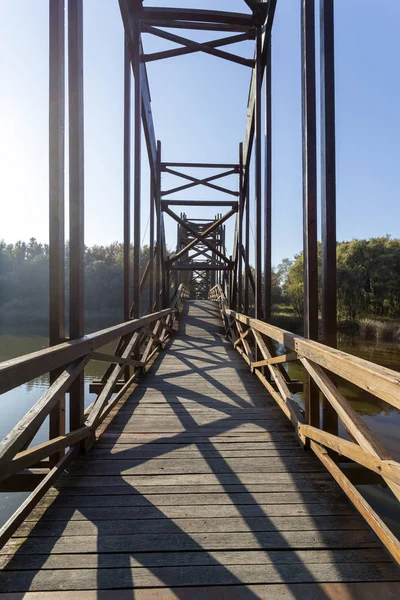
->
xmin=281 ymin=237 xmax=400 ymax=321
xmin=0 ymin=239 xmax=154 ymax=334
xmin=0 ymin=236 xmax=399 ymax=335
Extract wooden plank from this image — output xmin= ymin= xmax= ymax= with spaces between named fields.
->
xmin=2 ymin=562 xmax=400 ymax=593
xmin=66 ymin=456 xmax=324 ymax=476
xmin=251 ymin=353 xmax=298 ymax=368
xmin=3 ymin=529 xmax=380 ymax=555
xmin=36 ymin=490 xmax=345 ymax=509
xmin=0 ymin=548 xmax=391 ymax=571
xmin=29 ymin=502 xmax=355 ymax=523
xmin=54 ymin=471 xmax=337 ymax=489
xmin=1 ymin=582 xmax=400 ymax=600
xmin=15 ymin=514 xmax=367 ymax=538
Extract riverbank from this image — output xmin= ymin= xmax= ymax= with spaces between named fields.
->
xmin=272 ymin=305 xmax=400 ymax=342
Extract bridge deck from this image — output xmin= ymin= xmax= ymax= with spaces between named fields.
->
xmin=1 ymin=300 xmax=399 ymax=598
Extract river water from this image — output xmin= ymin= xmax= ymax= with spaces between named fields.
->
xmin=1 ymin=332 xmax=400 ymax=536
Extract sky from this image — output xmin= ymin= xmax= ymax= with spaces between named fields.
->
xmin=0 ymin=0 xmax=399 ymax=266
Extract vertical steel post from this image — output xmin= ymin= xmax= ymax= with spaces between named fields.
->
xmin=264 ymin=36 xmax=272 ymax=323
xmin=254 ymin=26 xmax=263 ymax=320
xmin=301 ymin=0 xmax=319 ymax=428
xmin=155 ymin=141 xmax=161 ymax=310
xmin=68 ymin=0 xmax=85 ymax=432
xmin=244 ymin=176 xmax=250 ymax=314
xmin=132 ymin=20 xmax=141 ymax=319
xmin=238 ymin=143 xmax=243 ymax=312
xmin=149 ymin=172 xmax=155 ymax=312
xmin=320 ymin=0 xmax=338 ymax=434
xmin=49 ymin=0 xmax=65 ymax=460
xmin=123 ymin=37 xmax=131 ymax=322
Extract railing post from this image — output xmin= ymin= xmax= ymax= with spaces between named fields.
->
xmin=320 ymin=0 xmax=338 ymax=435
xmin=68 ymin=0 xmax=85 ymax=434
xmin=301 ymin=0 xmax=319 ymax=429
xmin=49 ymin=0 xmax=66 ymax=463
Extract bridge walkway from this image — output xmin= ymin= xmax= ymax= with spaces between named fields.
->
xmin=1 ymin=300 xmax=399 ymax=598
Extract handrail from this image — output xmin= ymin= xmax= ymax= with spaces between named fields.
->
xmin=209 ymin=283 xmax=400 ymax=565
xmin=0 ymin=283 xmax=189 ymax=547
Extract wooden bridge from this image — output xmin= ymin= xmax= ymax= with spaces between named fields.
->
xmin=1 ymin=1 xmax=400 ymax=598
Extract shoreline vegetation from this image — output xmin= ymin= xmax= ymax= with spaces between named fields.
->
xmin=1 ymin=236 xmax=400 ymax=342
xmin=272 ymin=308 xmax=400 ymax=342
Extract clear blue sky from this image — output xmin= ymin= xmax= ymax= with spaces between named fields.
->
xmin=0 ymin=0 xmax=399 ymax=266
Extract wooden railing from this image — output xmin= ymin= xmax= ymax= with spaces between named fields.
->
xmin=0 ymin=283 xmax=189 ymax=546
xmin=209 ymin=283 xmax=400 ymax=565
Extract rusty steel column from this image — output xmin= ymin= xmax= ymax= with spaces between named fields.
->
xmin=132 ymin=20 xmax=141 ymax=319
xmin=49 ymin=0 xmax=66 ymax=460
xmin=320 ymin=0 xmax=338 ymax=435
xmin=68 ymin=0 xmax=85 ymax=432
xmin=301 ymin=0 xmax=319 ymax=428
xmin=149 ymin=172 xmax=155 ymax=312
xmin=264 ymin=35 xmax=272 ymax=323
xmin=244 ymin=175 xmax=250 ymax=314
xmin=254 ymin=25 xmax=263 ymax=320
xmin=238 ymin=143 xmax=244 ymax=312
xmin=155 ymin=141 xmax=162 ymax=310
xmin=123 ymin=37 xmax=131 ymax=323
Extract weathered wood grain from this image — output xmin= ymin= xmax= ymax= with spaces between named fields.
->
xmin=2 ymin=300 xmax=399 ymax=594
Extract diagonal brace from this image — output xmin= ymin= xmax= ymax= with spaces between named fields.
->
xmin=142 ymin=25 xmax=254 ymax=68
xmin=168 ymin=208 xmax=237 ymax=264
xmin=164 ymin=207 xmax=233 ymax=267
xmin=162 ymin=167 xmax=238 ymax=197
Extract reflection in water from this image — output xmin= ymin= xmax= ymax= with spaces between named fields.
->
xmin=1 ymin=333 xmax=400 ymax=535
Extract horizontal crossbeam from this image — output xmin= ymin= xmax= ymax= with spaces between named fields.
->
xmin=162 ymin=200 xmax=238 ymax=207
xmin=162 ymin=162 xmax=239 ymax=169
xmin=135 ymin=7 xmax=255 ymax=28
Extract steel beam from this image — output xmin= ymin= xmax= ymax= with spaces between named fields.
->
xmin=49 ymin=0 xmax=66 ymax=461
xmin=254 ymin=26 xmax=262 ymax=320
xmin=142 ymin=25 xmax=254 ymax=67
xmin=301 ymin=0 xmax=319 ymax=429
xmin=243 ymin=0 xmax=277 ymax=171
xmin=68 ymin=0 xmax=85 ymax=432
xmin=320 ymin=0 xmax=338 ymax=435
xmin=264 ymin=35 xmax=272 ymax=323
xmin=132 ymin=19 xmax=141 ymax=320
xmin=238 ymin=143 xmax=244 ymax=311
xmin=123 ymin=37 xmax=131 ymax=322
